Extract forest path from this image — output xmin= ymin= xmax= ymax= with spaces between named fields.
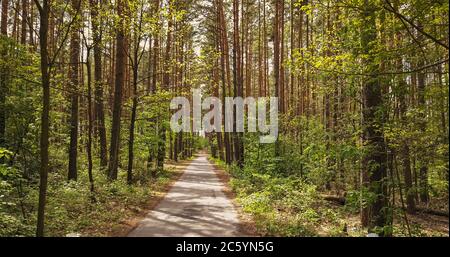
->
xmin=127 ymin=154 xmax=243 ymax=237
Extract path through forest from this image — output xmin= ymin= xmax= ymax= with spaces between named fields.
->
xmin=128 ymin=154 xmax=244 ymax=237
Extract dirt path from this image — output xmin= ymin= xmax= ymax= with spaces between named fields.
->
xmin=127 ymin=154 xmax=244 ymax=237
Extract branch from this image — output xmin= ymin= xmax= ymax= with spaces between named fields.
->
xmin=306 ymin=58 xmax=449 ymax=77
xmin=33 ymin=0 xmax=43 ymax=14
xmin=10 ymin=1 xmax=40 ymax=38
xmin=49 ymin=0 xmax=82 ymax=66
xmin=383 ymin=0 xmax=449 ymax=50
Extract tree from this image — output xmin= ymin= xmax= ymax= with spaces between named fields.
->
xmin=34 ymin=0 xmax=50 ymax=237
xmin=0 ymin=0 xmax=9 ymax=152
xmin=232 ymin=0 xmax=243 ymax=167
xmin=89 ymin=0 xmax=108 ymax=168
xmin=157 ymin=0 xmax=174 ymax=170
xmin=127 ymin=0 xmax=148 ymax=184
xmin=20 ymin=0 xmax=28 ymax=44
xmin=416 ymin=29 xmax=429 ymax=203
xmin=273 ymin=0 xmax=282 ymax=157
xmin=83 ymin=33 xmax=95 ymax=196
xmin=1 ymin=0 xmax=8 ymax=35
xmin=393 ymin=0 xmax=415 ymax=213
xmin=68 ymin=0 xmax=81 ymax=181
xmin=108 ymin=0 xmax=128 ymax=180
xmin=217 ymin=0 xmax=232 ymax=165
xmin=360 ymin=0 xmax=388 ymax=234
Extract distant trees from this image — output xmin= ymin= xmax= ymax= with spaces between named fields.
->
xmin=201 ymin=0 xmax=448 ymax=235
xmin=19 ymin=0 xmax=199 ymax=236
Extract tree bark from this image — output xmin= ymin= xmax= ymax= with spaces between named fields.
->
xmin=1 ymin=0 xmax=8 ymax=35
xmin=20 ymin=0 xmax=27 ymax=44
xmin=35 ymin=0 xmax=50 ymax=237
xmin=232 ymin=0 xmax=243 ymax=167
xmin=0 ymin=0 xmax=8 ymax=151
xmin=127 ymin=63 xmax=138 ymax=184
xmin=360 ymin=0 xmax=388 ymax=235
xmin=89 ymin=0 xmax=108 ymax=169
xmin=108 ymin=0 xmax=127 ymax=180
xmin=416 ymin=24 xmax=429 ymax=203
xmin=273 ymin=0 xmax=282 ymax=157
xmin=156 ymin=0 xmax=173 ymax=170
xmin=217 ymin=0 xmax=232 ymax=165
xmin=151 ymin=0 xmax=160 ymax=94
xmin=86 ymin=47 xmax=95 ymax=195
xmin=395 ymin=21 xmax=416 ymax=213
xmin=68 ymin=0 xmax=81 ymax=181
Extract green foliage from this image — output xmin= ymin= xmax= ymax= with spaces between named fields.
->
xmin=0 ymin=148 xmax=34 ymax=236
xmin=0 ymin=36 xmax=41 ymax=176
xmin=230 ymin=170 xmax=323 ymax=236
xmin=1 ymin=152 xmax=179 ymax=236
xmin=232 ymin=167 xmax=349 ymax=236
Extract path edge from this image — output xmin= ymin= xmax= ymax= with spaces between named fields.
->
xmin=207 ymin=157 xmax=260 ymax=237
xmin=109 ymin=157 xmax=197 ymax=237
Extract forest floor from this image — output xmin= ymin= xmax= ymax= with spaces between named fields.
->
xmin=111 ymin=154 xmax=448 ymax=237
xmin=127 ymin=154 xmax=248 ymax=236
xmin=209 ymin=157 xmax=449 ymax=237
xmin=320 ymin=201 xmax=449 ymax=237
xmin=405 ymin=211 xmax=449 ymax=236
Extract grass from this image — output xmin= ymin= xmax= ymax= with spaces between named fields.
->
xmin=1 ymin=158 xmax=190 ymax=237
xmin=209 ymin=157 xmax=449 ymax=237
xmin=209 ymin=157 xmax=347 ymax=237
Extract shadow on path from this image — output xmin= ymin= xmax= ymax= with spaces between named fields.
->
xmin=127 ymin=154 xmax=244 ymax=237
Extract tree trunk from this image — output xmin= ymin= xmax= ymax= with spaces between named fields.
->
xmin=0 ymin=0 xmax=8 ymax=152
xmin=108 ymin=0 xmax=127 ymax=180
xmin=157 ymin=0 xmax=173 ymax=170
xmin=395 ymin=20 xmax=416 ymax=213
xmin=147 ymin=0 xmax=160 ymax=173
xmin=280 ymin=0 xmax=285 ymax=114
xmin=416 ymin=24 xmax=429 ymax=203
xmin=273 ymin=0 xmax=281 ymax=157
xmin=289 ymin=0 xmax=295 ymax=110
xmin=89 ymin=0 xmax=108 ymax=169
xmin=29 ymin=2 xmax=34 ymax=46
xmin=20 ymin=0 xmax=27 ymax=44
xmin=151 ymin=0 xmax=160 ymax=94
xmin=86 ymin=48 xmax=95 ymax=195
xmin=398 ymin=72 xmax=416 ymax=214
xmin=217 ymin=0 xmax=232 ymax=165
xmin=1 ymin=0 xmax=8 ymax=35
xmin=213 ymin=50 xmax=224 ymax=161
xmin=68 ymin=0 xmax=81 ymax=181
xmin=36 ymin=0 xmax=50 ymax=237
xmin=232 ymin=0 xmax=243 ymax=167
xmin=258 ymin=0 xmax=262 ymax=97
xmin=263 ymin=0 xmax=267 ymax=97
xmin=360 ymin=0 xmax=388 ymax=235
xmin=127 ymin=65 xmax=138 ymax=184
